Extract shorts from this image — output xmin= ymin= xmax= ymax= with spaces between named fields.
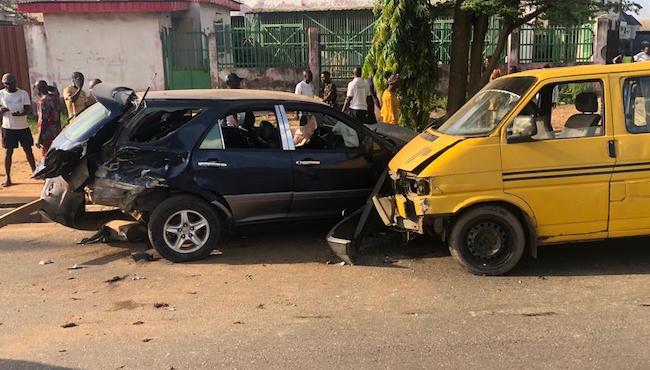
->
xmin=2 ymin=128 xmax=34 ymax=149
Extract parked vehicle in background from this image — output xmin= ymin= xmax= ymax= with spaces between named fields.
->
xmin=35 ymin=85 xmax=413 ymax=262
xmin=329 ymin=62 xmax=650 ymax=275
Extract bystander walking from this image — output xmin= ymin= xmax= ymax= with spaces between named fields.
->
xmin=319 ymin=71 xmax=337 ymax=108
xmin=295 ymin=70 xmax=315 ymax=98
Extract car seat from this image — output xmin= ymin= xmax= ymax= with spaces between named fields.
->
xmin=565 ymin=92 xmax=601 ymax=129
xmin=260 ymin=121 xmax=279 ymax=148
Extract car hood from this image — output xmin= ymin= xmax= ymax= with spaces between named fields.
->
xmin=364 ymin=123 xmax=417 ymax=149
xmin=388 ymin=130 xmax=462 ymax=174
xmin=33 ymin=84 xmax=136 ymax=180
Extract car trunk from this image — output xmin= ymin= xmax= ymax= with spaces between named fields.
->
xmin=35 ymin=84 xmax=137 ymax=227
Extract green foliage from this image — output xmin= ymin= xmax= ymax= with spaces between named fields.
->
xmin=363 ymin=0 xmax=439 ymax=130
xmin=558 ymin=83 xmax=592 ymax=104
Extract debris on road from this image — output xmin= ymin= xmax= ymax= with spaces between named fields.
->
xmin=154 ymin=302 xmax=169 ymax=309
xmin=104 ymin=275 xmax=128 ymax=284
xmin=256 ymin=303 xmax=265 ymax=309
xmin=233 ymin=321 xmax=244 ymax=324
xmin=131 ymin=251 xmax=154 ymax=263
xmin=61 ymin=322 xmax=78 ymax=328
xmin=131 ymin=274 xmax=146 ymax=281
xmin=39 ymin=259 xmax=53 ymax=265
xmin=142 ymin=338 xmax=153 ymax=342
xmin=521 ymin=311 xmax=557 ymax=317
xmin=68 ymin=264 xmax=86 ymax=270
xmin=133 ymin=321 xmax=144 ymax=325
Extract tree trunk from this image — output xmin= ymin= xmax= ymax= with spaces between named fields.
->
xmin=468 ymin=14 xmax=488 ymax=97
xmin=480 ymin=24 xmax=514 ymax=87
xmin=446 ymin=4 xmax=473 ymax=116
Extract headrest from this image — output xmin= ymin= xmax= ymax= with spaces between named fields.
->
xmin=243 ymin=111 xmax=255 ymax=128
xmin=299 ymin=115 xmax=309 ymax=126
xmin=575 ymin=92 xmax=598 ymax=113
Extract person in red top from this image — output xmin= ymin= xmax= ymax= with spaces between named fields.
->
xmin=34 ymin=80 xmax=61 ymax=157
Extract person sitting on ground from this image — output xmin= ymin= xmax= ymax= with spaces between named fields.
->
xmin=63 ymin=72 xmax=88 ymax=122
xmin=0 ymin=73 xmax=36 ymax=187
xmin=34 ymin=80 xmax=61 ymax=157
xmin=295 ymin=70 xmax=315 ymax=98
xmin=380 ymin=74 xmax=400 ymax=125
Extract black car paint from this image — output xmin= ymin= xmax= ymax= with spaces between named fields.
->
xmin=37 ymin=87 xmax=404 ymax=230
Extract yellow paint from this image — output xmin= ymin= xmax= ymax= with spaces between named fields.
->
xmin=386 ymin=62 xmax=650 ymax=245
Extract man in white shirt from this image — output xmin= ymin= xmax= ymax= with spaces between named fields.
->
xmin=294 ymin=70 xmax=315 ymax=98
xmin=0 ymin=73 xmax=36 ymax=187
xmin=634 ymin=42 xmax=650 ymax=62
xmin=342 ymin=67 xmax=371 ymax=123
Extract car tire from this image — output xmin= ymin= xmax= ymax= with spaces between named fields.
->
xmin=448 ymin=206 xmax=525 ymax=276
xmin=148 ymin=195 xmax=220 ymax=262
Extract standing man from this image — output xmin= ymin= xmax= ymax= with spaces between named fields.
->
xmin=0 ymin=73 xmax=36 ymax=187
xmin=342 ymin=67 xmax=371 ymax=123
xmin=63 ymin=72 xmax=88 ymax=122
xmin=319 ymin=71 xmax=338 ymax=108
xmin=34 ymin=80 xmax=61 ymax=157
xmin=295 ymin=70 xmax=315 ymax=98
xmin=634 ymin=42 xmax=650 ymax=62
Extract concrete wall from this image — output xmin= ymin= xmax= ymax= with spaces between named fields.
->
xmin=24 ymin=12 xmax=167 ymax=93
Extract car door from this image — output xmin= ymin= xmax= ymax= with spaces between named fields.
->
xmin=500 ymin=76 xmax=614 ymax=239
xmin=281 ymin=104 xmax=383 ymax=218
xmin=608 ymin=73 xmax=650 ymax=235
xmin=191 ymin=103 xmax=293 ymax=224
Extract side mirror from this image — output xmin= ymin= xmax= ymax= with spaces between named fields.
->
xmin=507 ymin=116 xmax=537 ymax=143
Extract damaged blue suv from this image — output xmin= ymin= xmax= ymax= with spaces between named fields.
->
xmin=35 ymin=84 xmax=412 ymax=262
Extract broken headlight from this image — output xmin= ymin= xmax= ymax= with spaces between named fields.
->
xmin=412 ymin=179 xmax=431 ymax=196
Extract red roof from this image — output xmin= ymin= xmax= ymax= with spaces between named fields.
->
xmin=17 ymin=0 xmax=240 ymax=13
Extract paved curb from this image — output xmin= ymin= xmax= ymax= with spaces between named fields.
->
xmin=0 ymin=199 xmax=44 ymax=228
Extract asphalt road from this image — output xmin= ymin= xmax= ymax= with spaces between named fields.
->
xmin=1 ymin=221 xmax=650 ymax=369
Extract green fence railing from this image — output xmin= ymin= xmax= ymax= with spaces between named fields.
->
xmin=320 ymin=31 xmax=374 ymax=83
xmin=519 ymin=24 xmax=594 ymax=64
xmin=216 ymin=26 xmax=308 ymax=69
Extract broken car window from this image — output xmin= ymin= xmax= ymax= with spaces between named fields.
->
xmin=285 ymin=111 xmax=359 ymax=150
xmin=218 ymin=110 xmax=282 ymax=149
xmin=129 ymin=108 xmax=201 ymax=143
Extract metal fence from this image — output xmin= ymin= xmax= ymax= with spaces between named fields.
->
xmin=519 ymin=24 xmax=594 ymax=64
xmin=432 ymin=17 xmax=504 ymax=63
xmin=216 ymin=26 xmax=308 ymax=69
xmin=320 ymin=31 xmax=374 ymax=83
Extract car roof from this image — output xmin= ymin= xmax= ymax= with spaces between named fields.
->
xmin=501 ymin=62 xmax=650 ymax=81
xmin=144 ymin=89 xmax=326 ymax=105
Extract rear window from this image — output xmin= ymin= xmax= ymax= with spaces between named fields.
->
xmin=62 ymin=103 xmax=111 ymax=141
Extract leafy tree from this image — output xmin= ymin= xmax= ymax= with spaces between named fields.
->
xmin=364 ymin=0 xmax=440 ymax=130
xmin=444 ymin=0 xmax=642 ymax=115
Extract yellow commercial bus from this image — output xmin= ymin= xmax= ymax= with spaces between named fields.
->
xmin=328 ymin=62 xmax=650 ymax=275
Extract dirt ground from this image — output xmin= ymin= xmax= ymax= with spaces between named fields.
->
xmin=2 ymin=220 xmax=650 ymax=369
xmin=0 ymin=146 xmax=44 ymax=205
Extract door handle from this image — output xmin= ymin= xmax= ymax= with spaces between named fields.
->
xmin=198 ymin=161 xmax=228 ymax=168
xmin=296 ymin=160 xmax=321 ymax=166
xmin=608 ymin=140 xmax=616 ymax=158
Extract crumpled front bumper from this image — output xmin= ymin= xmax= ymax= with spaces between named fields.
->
xmin=325 ymin=171 xmax=426 ymax=264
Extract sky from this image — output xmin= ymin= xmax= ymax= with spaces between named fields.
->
xmin=638 ymin=0 xmax=650 ymax=19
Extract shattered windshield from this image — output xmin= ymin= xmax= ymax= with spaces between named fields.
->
xmin=436 ymin=77 xmax=536 ymax=136
xmin=62 ymin=103 xmax=111 ymax=142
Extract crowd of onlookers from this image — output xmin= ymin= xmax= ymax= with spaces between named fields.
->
xmin=0 ymin=71 xmax=101 ymax=187
xmin=227 ymin=67 xmax=401 ymax=126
